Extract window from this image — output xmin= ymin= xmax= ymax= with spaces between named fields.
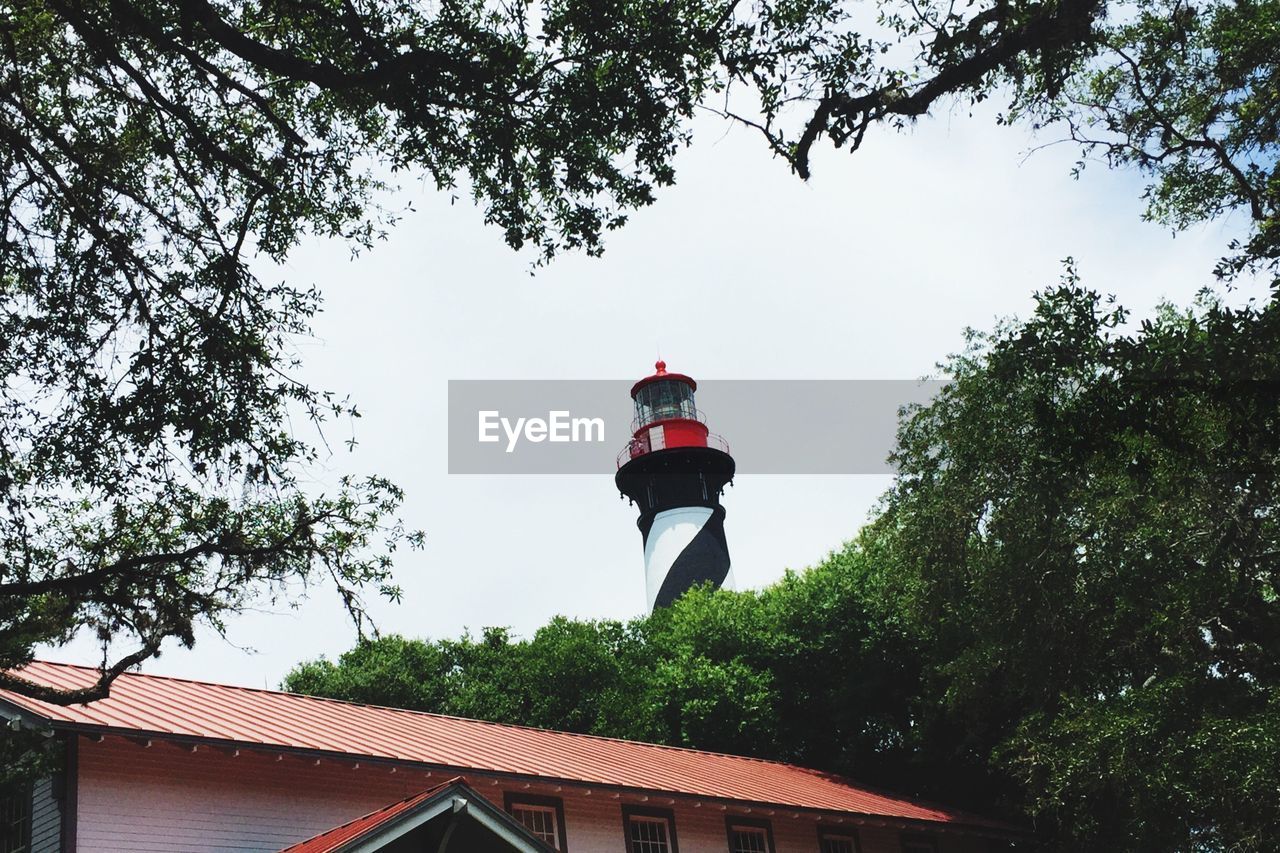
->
xmin=818 ymin=829 xmax=861 ymax=853
xmin=622 ymin=806 xmax=679 ymax=853
xmin=901 ymin=836 xmax=938 ymax=853
xmin=634 ymin=380 xmax=696 ymax=428
xmin=504 ymin=793 xmax=567 ymax=851
xmin=730 ymin=827 xmax=768 ymax=853
xmin=630 ymin=817 xmax=670 ymax=853
xmin=0 ymin=787 xmax=30 ymax=853
xmin=726 ymin=817 xmax=774 ymax=853
xmin=513 ymin=805 xmax=558 ymax=848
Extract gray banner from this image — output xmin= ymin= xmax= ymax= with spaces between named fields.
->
xmin=448 ymin=379 xmax=947 ymax=475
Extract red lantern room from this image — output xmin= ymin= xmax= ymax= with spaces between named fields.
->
xmin=618 ymin=361 xmax=728 ymax=466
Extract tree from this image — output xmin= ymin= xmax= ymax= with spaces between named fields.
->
xmin=865 ymin=280 xmax=1280 ymax=849
xmin=286 ymin=620 xmax=664 ymax=740
xmin=283 ymin=554 xmax=928 ymax=804
xmin=287 ymin=282 xmax=1280 ymax=850
xmin=737 ymin=0 xmax=1280 ymax=281
xmin=5 ymin=0 xmax=1276 ymax=703
xmin=0 ymin=0 xmax=747 ymax=703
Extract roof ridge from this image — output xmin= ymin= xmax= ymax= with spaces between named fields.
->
xmin=23 ymin=659 xmax=805 ymax=771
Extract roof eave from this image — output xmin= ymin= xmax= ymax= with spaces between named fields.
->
xmin=19 ymin=718 xmax=1028 ymax=840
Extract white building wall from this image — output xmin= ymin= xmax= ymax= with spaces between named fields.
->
xmin=76 ymin=736 xmax=423 ymax=852
xmin=75 ymin=735 xmax=998 ymax=853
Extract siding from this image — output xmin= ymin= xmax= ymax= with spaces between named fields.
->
xmin=75 ymin=736 xmax=998 ymax=853
xmin=558 ymin=793 xmax=992 ymax=853
xmin=29 ymin=777 xmax=61 ymax=853
xmin=76 ymin=737 xmax=424 ymax=852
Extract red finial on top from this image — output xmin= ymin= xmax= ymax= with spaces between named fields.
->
xmin=654 ymin=360 xmax=667 ymax=375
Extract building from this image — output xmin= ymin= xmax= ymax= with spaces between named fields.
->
xmin=617 ymin=362 xmax=736 ymax=612
xmin=0 ymin=661 xmax=1020 ymax=853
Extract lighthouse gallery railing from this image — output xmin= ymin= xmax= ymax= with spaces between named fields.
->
xmin=617 ymin=432 xmax=731 ymax=468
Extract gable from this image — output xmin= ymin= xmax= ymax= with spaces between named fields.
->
xmin=280 ymin=778 xmax=547 ymax=853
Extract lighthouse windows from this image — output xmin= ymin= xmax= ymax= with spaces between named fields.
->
xmin=634 ymin=380 xmax=696 ymax=427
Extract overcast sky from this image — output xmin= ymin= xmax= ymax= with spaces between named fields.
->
xmin=49 ymin=100 xmax=1266 ymax=690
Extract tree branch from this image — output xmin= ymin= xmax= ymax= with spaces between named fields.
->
xmin=794 ymin=0 xmax=1103 ymax=178
xmin=0 ymin=643 xmax=159 ymax=706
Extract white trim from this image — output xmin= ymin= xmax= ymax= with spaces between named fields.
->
xmin=627 ymin=814 xmax=673 ymax=853
xmin=509 ymin=802 xmax=560 ymax=849
xmin=338 ymin=787 xmax=547 ymax=853
xmin=728 ymin=824 xmax=769 ymax=853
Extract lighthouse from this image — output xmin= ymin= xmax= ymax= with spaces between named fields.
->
xmin=616 ymin=361 xmax=735 ymax=612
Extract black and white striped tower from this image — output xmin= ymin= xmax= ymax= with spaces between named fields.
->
xmin=616 ymin=361 xmax=735 ymax=612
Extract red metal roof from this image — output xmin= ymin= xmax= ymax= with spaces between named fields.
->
xmin=280 ymin=778 xmax=461 ymax=853
xmin=1 ymin=661 xmax=1011 ymax=832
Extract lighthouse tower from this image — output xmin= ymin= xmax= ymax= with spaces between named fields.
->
xmin=616 ymin=361 xmax=735 ymax=612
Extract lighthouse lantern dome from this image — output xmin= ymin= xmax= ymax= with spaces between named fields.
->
xmin=630 ymin=360 xmax=699 ymax=428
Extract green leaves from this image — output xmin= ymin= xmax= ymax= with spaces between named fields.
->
xmin=3 ymin=2 xmax=1278 ymax=831
xmin=286 ymin=286 xmax=1280 ymax=849
xmin=283 ymin=556 xmax=919 ymax=793
xmin=0 ymin=0 xmax=758 ymax=698
xmin=1025 ymin=0 xmax=1280 ymax=278
xmin=868 ymin=284 xmax=1280 ymax=848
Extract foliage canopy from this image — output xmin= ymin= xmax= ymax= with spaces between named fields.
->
xmin=3 ymin=0 xmax=1277 ymax=700
xmin=0 ymin=0 xmax=741 ymax=703
xmin=289 ymin=284 xmax=1280 ymax=851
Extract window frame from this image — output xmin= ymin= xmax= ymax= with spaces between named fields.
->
xmin=0 ymin=782 xmax=33 ymax=853
xmin=724 ymin=815 xmax=776 ymax=853
xmin=900 ymin=834 xmax=939 ymax=853
xmin=621 ymin=804 xmax=680 ymax=853
xmin=503 ymin=791 xmax=568 ymax=852
xmin=817 ymin=826 xmax=862 ymax=853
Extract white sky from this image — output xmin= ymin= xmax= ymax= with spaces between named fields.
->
xmin=48 ymin=101 xmax=1266 ymax=690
